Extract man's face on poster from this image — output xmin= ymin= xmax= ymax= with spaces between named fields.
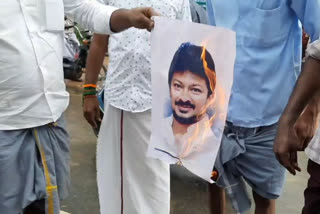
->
xmin=170 ymin=70 xmax=213 ymax=124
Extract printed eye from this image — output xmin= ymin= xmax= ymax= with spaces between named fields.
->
xmin=191 ymin=88 xmax=202 ymax=93
xmin=174 ymin=83 xmax=182 ymax=89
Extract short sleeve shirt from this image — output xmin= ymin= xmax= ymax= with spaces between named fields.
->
xmin=102 ymin=0 xmax=192 ymax=112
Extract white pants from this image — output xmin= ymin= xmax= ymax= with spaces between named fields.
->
xmin=97 ymin=104 xmax=170 ymax=214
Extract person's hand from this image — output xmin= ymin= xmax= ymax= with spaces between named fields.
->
xmin=294 ymin=107 xmax=319 ymax=150
xmin=110 ymin=7 xmax=160 ymax=32
xmin=273 ymin=121 xmax=302 ymax=175
xmin=274 ymin=106 xmax=319 ymax=175
xmin=128 ymin=7 xmax=159 ymax=31
xmin=83 ymin=96 xmax=101 ymax=128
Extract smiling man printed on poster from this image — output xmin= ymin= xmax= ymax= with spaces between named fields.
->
xmin=155 ymin=42 xmax=218 ymax=167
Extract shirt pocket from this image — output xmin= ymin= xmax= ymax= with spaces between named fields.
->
xmin=236 ymin=1 xmax=293 ymax=47
xmin=44 ymin=0 xmax=64 ymax=31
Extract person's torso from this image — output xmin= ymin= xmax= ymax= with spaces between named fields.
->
xmin=207 ymin=0 xmax=302 ymax=127
xmin=0 ymin=0 xmax=68 ymax=130
xmin=103 ymin=0 xmax=191 ymax=112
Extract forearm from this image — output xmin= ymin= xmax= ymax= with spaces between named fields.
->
xmin=299 ymin=91 xmax=320 ymax=123
xmin=280 ymin=57 xmax=320 ymax=125
xmin=65 ymin=1 xmax=156 ymax=34
xmin=109 ymin=9 xmax=133 ymax=32
xmin=85 ymin=34 xmax=109 ymax=85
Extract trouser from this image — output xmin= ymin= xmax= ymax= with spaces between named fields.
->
xmin=214 ymin=122 xmax=286 ymax=213
xmin=97 ymin=104 xmax=170 ymax=214
xmin=302 ymin=159 xmax=320 ymax=214
xmin=0 ymin=116 xmax=70 ymax=214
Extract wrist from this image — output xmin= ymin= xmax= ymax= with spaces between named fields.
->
xmin=278 ymin=113 xmax=296 ymax=128
xmin=83 ymin=84 xmax=97 ymax=97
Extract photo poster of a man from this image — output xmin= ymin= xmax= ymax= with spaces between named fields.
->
xmin=147 ymin=17 xmax=236 ymax=183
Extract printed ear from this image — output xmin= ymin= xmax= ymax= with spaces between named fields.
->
xmin=208 ymin=92 xmax=216 ymax=104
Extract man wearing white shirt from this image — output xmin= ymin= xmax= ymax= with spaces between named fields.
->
xmin=274 ymin=39 xmax=320 ymax=214
xmin=83 ymin=1 xmax=191 ymax=213
xmin=0 ymin=1 xmax=158 ymax=214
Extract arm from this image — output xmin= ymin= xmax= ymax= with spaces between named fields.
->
xmin=274 ymin=41 xmax=320 ymax=175
xmin=83 ymin=34 xmax=109 ymax=128
xmin=85 ymin=34 xmax=109 ymax=85
xmin=294 ymin=92 xmax=320 ymax=149
xmin=64 ymin=0 xmax=158 ymax=34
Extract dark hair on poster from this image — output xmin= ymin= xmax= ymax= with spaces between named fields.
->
xmin=168 ymin=42 xmax=216 ymax=96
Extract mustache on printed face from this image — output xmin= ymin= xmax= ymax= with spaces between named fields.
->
xmin=175 ymin=100 xmax=196 ymax=110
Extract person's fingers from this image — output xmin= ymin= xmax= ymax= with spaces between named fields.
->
xmin=277 ymin=152 xmax=296 ymax=175
xmin=90 ymin=113 xmax=98 ymax=129
xmin=83 ymin=102 xmax=98 ymax=128
xmin=141 ymin=16 xmax=152 ymax=30
xmin=148 ymin=21 xmax=155 ymax=32
xmin=96 ymin=107 xmax=102 ymax=122
xmin=85 ymin=111 xmax=97 ymax=128
xmin=290 ymin=152 xmax=301 ymax=172
xmin=144 ymin=7 xmax=160 ymax=17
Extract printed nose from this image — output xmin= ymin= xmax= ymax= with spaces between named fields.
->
xmin=179 ymin=93 xmax=191 ymax=103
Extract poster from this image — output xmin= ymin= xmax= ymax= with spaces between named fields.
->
xmin=148 ymin=17 xmax=236 ymax=182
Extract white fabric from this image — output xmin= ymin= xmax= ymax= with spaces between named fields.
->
xmin=306 ymin=39 xmax=320 ymax=60
xmin=306 ymin=123 xmax=320 ymax=165
xmin=97 ymin=104 xmax=170 ymax=214
xmin=101 ymin=0 xmax=192 ymax=112
xmin=150 ymin=115 xmax=218 ymax=182
xmin=0 ymin=0 xmax=117 ymax=130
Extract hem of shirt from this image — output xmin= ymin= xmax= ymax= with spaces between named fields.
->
xmin=0 ymin=109 xmax=65 ymax=131
xmin=305 ymin=147 xmax=320 ymax=165
xmin=226 ymin=115 xmax=280 ymax=128
xmin=0 ymin=118 xmax=55 ymax=131
xmin=108 ymin=102 xmax=151 ymax=113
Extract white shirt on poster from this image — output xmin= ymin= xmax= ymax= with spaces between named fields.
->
xmin=152 ymin=114 xmax=220 ymax=182
xmin=0 ymin=0 xmax=117 ymax=130
xmin=100 ymin=0 xmax=192 ymax=112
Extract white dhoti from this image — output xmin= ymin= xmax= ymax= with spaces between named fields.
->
xmin=97 ymin=104 xmax=170 ymax=214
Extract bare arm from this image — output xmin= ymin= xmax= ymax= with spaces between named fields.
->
xmin=83 ymin=34 xmax=109 ymax=128
xmin=110 ymin=8 xmax=157 ymax=32
xmin=280 ymin=58 xmax=320 ymax=126
xmin=64 ymin=0 xmax=158 ymax=34
xmin=274 ymin=56 xmax=320 ymax=175
xmin=85 ymin=34 xmax=109 ymax=85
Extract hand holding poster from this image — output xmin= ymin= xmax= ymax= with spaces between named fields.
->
xmin=148 ymin=17 xmax=236 ymax=183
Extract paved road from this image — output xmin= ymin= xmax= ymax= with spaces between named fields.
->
xmin=61 ymin=85 xmax=308 ymax=214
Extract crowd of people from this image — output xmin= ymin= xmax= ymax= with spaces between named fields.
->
xmin=0 ymin=0 xmax=320 ymax=214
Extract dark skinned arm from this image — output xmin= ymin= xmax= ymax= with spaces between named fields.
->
xmin=274 ymin=57 xmax=320 ymax=175
xmin=83 ymin=34 xmax=109 ymax=128
xmin=110 ymin=7 xmax=158 ymax=33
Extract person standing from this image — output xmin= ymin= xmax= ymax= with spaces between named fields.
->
xmin=0 ymin=1 xmax=158 ymax=213
xmin=205 ymin=1 xmax=320 ymax=214
xmin=83 ymin=1 xmax=191 ymax=214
